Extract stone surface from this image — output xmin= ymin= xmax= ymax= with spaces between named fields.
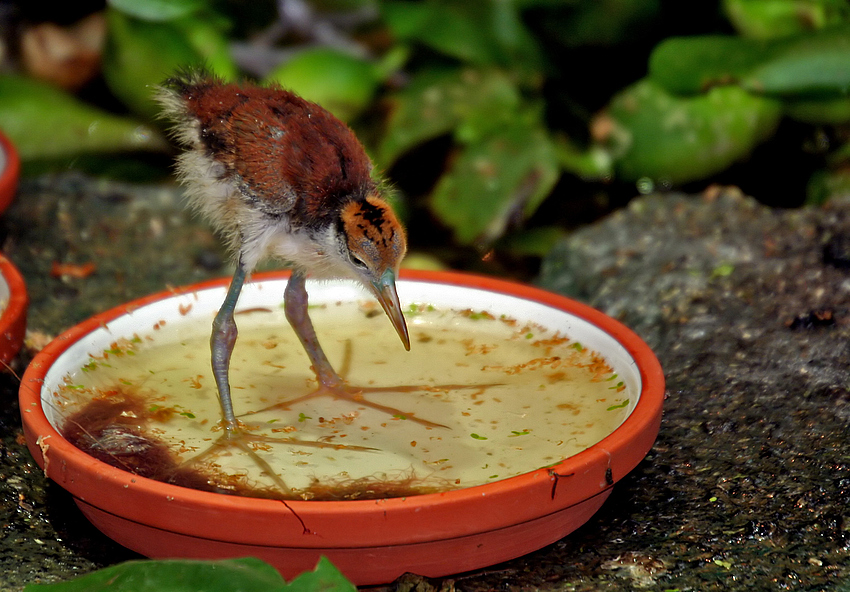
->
xmin=536 ymin=187 xmax=850 ymax=591
xmin=1 ymin=178 xmax=848 ymax=590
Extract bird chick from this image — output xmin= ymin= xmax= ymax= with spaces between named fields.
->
xmin=156 ymin=69 xmax=409 ymax=432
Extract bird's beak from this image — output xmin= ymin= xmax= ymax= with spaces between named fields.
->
xmin=371 ymin=269 xmax=410 ymax=351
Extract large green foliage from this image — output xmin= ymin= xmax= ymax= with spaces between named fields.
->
xmin=1 ymin=0 xmax=848 ymax=248
xmin=635 ymin=17 xmax=850 ymax=201
xmin=649 ymin=24 xmax=850 ymax=100
xmin=0 ymin=75 xmax=166 ymax=160
xmin=604 ymin=81 xmax=783 ymax=185
xmin=102 ymin=1 xmax=238 ymax=120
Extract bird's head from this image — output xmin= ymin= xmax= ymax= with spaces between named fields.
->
xmin=336 ymin=193 xmax=409 ymax=350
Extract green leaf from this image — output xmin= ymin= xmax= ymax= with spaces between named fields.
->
xmin=486 ymin=0 xmax=547 ymax=75
xmin=649 ymin=35 xmax=771 ymax=95
xmin=650 ymin=25 xmax=850 ymax=100
xmin=174 ymin=15 xmax=239 ymax=81
xmin=0 ymin=75 xmax=167 ymax=160
xmin=265 ymin=47 xmax=383 ymax=122
xmin=103 ymin=8 xmax=202 ymax=119
xmin=723 ymin=0 xmax=850 ymax=40
xmin=602 ymin=79 xmax=782 ymax=184
xmin=430 ymin=110 xmax=560 ymax=245
xmin=382 ymin=1 xmax=499 ymax=65
xmin=377 ymin=67 xmax=521 ymax=167
xmin=741 ymin=23 xmax=850 ymax=98
xmin=553 ymin=134 xmax=612 ymax=180
xmin=286 ymin=557 xmax=357 ymax=592
xmin=23 ymin=557 xmax=286 ymax=591
xmin=107 ymin=0 xmax=205 ymax=22
xmin=381 ymin=0 xmax=544 ymax=74
xmin=102 ymin=8 xmax=236 ymax=120
xmin=24 ymin=556 xmax=355 ymax=592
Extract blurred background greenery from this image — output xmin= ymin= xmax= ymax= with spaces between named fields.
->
xmin=1 ymin=0 xmax=848 ymax=277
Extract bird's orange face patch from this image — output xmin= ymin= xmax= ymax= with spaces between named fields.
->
xmin=341 ymin=194 xmax=407 ymax=272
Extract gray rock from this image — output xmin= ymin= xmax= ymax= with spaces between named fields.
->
xmin=537 ymin=188 xmax=850 ymax=590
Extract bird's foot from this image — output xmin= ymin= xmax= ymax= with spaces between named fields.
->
xmin=242 ymin=379 xmax=502 ymax=429
xmin=178 ymin=420 xmax=378 ymax=497
xmin=241 ymin=338 xmax=502 ymax=428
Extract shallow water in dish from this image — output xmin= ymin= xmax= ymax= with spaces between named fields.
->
xmin=49 ymin=294 xmax=634 ymax=499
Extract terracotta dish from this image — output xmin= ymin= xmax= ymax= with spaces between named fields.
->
xmin=0 ymin=254 xmax=27 ymax=365
xmin=20 ymin=270 xmax=664 ymax=585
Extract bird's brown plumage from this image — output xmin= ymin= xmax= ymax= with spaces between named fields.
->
xmin=160 ymin=72 xmax=377 ymax=228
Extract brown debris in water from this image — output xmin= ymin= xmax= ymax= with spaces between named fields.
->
xmin=60 ymin=387 xmax=456 ymax=501
xmin=60 ymin=390 xmax=269 ymax=497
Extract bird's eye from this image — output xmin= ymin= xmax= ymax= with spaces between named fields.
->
xmin=350 ymin=255 xmax=368 ymax=270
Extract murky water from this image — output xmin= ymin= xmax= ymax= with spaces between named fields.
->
xmin=51 ymin=299 xmax=632 ymax=500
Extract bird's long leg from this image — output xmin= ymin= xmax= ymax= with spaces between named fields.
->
xmin=193 ymin=264 xmax=382 ymax=495
xmin=210 ymin=258 xmax=249 ymax=431
xmin=280 ymin=271 xmax=454 ymax=428
xmin=284 ymin=269 xmax=343 ymax=388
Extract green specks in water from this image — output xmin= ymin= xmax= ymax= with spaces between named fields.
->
xmin=570 ymin=342 xmax=585 ymax=352
xmin=298 ymin=413 xmax=312 ymax=422
xmin=406 ymin=303 xmax=436 ymax=317
xmin=606 ymin=399 xmax=630 ymax=411
xmin=470 ymin=433 xmax=488 ymax=440
xmin=608 ymin=381 xmax=625 ymax=390
xmin=179 ymin=411 xmax=196 ymax=419
xmin=509 ymin=430 xmax=530 ymax=437
xmin=464 ymin=310 xmax=496 ymax=321
xmin=393 ymin=413 xmax=408 ymax=420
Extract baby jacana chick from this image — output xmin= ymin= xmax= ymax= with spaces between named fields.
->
xmin=156 ymin=69 xmax=409 ymax=433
